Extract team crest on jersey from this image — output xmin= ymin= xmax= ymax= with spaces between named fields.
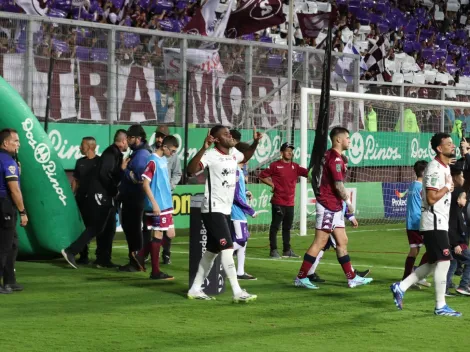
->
xmin=8 ymin=165 xmax=16 ymax=174
xmin=335 ymin=163 xmax=341 ymax=172
xmin=443 ymin=249 xmax=450 ymax=256
xmin=220 ymin=238 xmax=227 ymax=246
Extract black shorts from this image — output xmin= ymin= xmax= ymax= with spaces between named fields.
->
xmin=201 ymin=212 xmax=233 ymax=253
xmin=422 ymin=230 xmax=452 ymax=263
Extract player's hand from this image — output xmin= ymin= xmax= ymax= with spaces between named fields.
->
xmin=121 ymin=157 xmax=130 ymax=170
xmin=246 ymin=191 xmax=253 ymax=200
xmin=455 ymin=245 xmax=463 ymax=255
xmin=152 ymin=203 xmax=161 ymax=216
xmin=252 ymin=211 xmax=258 ymax=218
xmin=346 ymin=201 xmax=355 ymax=215
xmin=270 ymin=185 xmax=275 ymax=193
xmin=449 ymin=158 xmax=457 ymax=165
xmin=203 ymin=130 xmax=215 ymax=150
xmin=20 ymin=214 xmax=28 ymax=227
xmin=350 ymin=218 xmax=358 ymax=228
xmin=461 ymin=138 xmax=469 ymax=154
xmin=253 ymin=126 xmax=263 ymax=142
xmin=445 ymin=174 xmax=454 ymax=192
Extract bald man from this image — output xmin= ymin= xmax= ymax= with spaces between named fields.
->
xmin=72 ymin=136 xmax=100 ymax=264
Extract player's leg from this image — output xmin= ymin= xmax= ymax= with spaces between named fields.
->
xmin=403 ymin=230 xmax=421 ymax=279
xmin=281 ymin=206 xmax=298 ymax=258
xmin=232 ymin=220 xmax=255 ymax=280
xmin=333 ymin=227 xmax=373 ymax=288
xmin=268 ymin=204 xmax=284 ymax=258
xmin=162 ymin=232 xmax=172 ymax=264
xmin=455 ymin=248 xmax=470 ymax=295
xmin=147 ymin=211 xmax=174 ymax=280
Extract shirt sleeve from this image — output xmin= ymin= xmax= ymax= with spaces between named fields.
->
xmin=258 ymin=163 xmax=273 ymax=179
xmin=142 ymin=160 xmax=156 ymax=182
xmin=233 ymin=148 xmax=244 ymax=163
xmin=3 ymin=158 xmax=19 ymax=181
xmin=199 ymin=151 xmax=211 ymax=170
xmin=297 ymin=165 xmax=309 ymax=177
xmin=327 ymin=157 xmax=344 ymax=182
xmin=424 ymin=165 xmax=439 ymax=190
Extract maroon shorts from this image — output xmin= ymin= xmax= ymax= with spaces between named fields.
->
xmin=145 ymin=208 xmax=174 ymax=231
xmin=406 ymin=230 xmax=424 ymax=248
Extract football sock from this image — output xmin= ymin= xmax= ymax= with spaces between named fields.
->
xmin=297 ymin=253 xmax=316 ymax=279
xmin=418 ymin=252 xmax=428 ymax=266
xmin=235 ymin=243 xmax=246 ymax=276
xmin=307 ymin=250 xmax=324 ymax=276
xmin=221 ymin=249 xmax=242 ymax=295
xmin=338 ymin=255 xmax=356 ymax=280
xmin=403 ymin=256 xmax=417 ymax=280
xmin=434 ymin=260 xmax=450 ymax=309
xmin=399 ymin=262 xmax=435 ymax=292
xmin=189 ymin=250 xmax=218 ymax=293
xmin=150 ymin=238 xmax=162 ymax=274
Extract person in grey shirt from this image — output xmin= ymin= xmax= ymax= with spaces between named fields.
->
xmin=150 ymin=128 xmax=182 ymax=264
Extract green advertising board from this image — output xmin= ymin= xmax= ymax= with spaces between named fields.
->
xmin=170 ymin=182 xmax=384 ymax=229
xmin=44 ymin=123 xmax=461 ymax=170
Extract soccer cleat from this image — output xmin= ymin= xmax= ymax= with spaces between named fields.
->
xmin=390 ymin=282 xmax=404 ymax=310
xmin=0 ymin=285 xmax=12 ymax=294
xmin=434 ymin=305 xmax=462 ymax=317
xmin=94 ymin=261 xmax=120 ymax=269
xmin=354 ymin=269 xmax=371 ymax=278
xmin=76 ymin=256 xmax=89 ymax=265
xmin=233 ymin=290 xmax=257 ymax=303
xmin=237 ymin=273 xmax=257 ymax=280
xmin=307 ymin=273 xmax=325 ymax=283
xmin=445 ymin=290 xmax=457 ymax=297
xmin=4 ymin=283 xmax=24 ymax=292
xmin=270 ymin=249 xmax=281 ymax=259
xmin=294 ymin=277 xmax=319 ymax=289
xmin=456 ymin=286 xmax=470 ymax=296
xmin=149 ymin=272 xmax=174 ymax=280
xmin=282 ymin=250 xmax=300 ymax=258
xmin=162 ymin=254 xmax=171 ymax=265
xmin=348 ymin=275 xmax=373 ymax=288
xmin=61 ymin=249 xmax=78 ymax=269
xmin=417 ymin=278 xmax=431 ymax=288
xmin=118 ymin=263 xmax=140 ymax=272
xmin=187 ymin=290 xmax=215 ymax=300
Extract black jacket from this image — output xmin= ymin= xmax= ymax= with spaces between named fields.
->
xmin=448 ymin=187 xmax=468 ymax=248
xmin=90 ymin=144 xmax=123 ymax=198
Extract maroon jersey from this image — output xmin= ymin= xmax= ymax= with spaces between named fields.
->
xmin=316 ymin=149 xmax=347 ymax=212
xmin=258 ymin=160 xmax=308 ymax=207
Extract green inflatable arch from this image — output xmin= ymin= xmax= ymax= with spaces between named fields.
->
xmin=0 ymin=76 xmax=84 ymax=256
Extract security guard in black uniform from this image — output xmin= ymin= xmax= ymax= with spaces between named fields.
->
xmin=0 ymin=129 xmax=27 ymax=294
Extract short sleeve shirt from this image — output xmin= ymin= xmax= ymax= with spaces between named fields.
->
xmin=316 ymin=149 xmax=347 ymax=212
xmin=0 ymin=150 xmax=20 ymax=199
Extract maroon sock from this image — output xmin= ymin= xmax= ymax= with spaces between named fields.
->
xmin=418 ymin=252 xmax=428 ymax=266
xmin=403 ymin=256 xmax=416 ymax=280
xmin=150 ymin=239 xmax=162 ymax=275
xmin=297 ymin=253 xmax=316 ymax=279
xmin=138 ymin=242 xmax=151 ymax=258
xmin=338 ymin=255 xmax=356 ymax=280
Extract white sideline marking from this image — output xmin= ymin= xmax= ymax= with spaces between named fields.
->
xmin=110 ymin=246 xmax=403 ymax=271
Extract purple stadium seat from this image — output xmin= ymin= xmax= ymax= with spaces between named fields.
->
xmin=419 ymin=29 xmax=434 ymax=41
xmin=403 ymin=41 xmax=415 ymax=54
xmin=421 ymin=48 xmax=434 ymax=60
xmin=376 ymin=2 xmax=389 ymax=14
xmin=405 ymin=33 xmax=416 ymax=41
xmin=413 ymin=42 xmax=421 ymax=51
xmin=447 ymin=64 xmax=457 ymax=75
xmin=267 ymin=55 xmax=282 ymax=70
xmin=91 ymin=48 xmax=108 ymax=62
xmin=76 ymin=46 xmax=90 ymax=61
xmin=435 ymin=48 xmax=447 ymax=60
xmin=52 ymin=39 xmax=70 ymax=54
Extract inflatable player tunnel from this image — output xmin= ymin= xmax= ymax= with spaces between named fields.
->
xmin=0 ymin=76 xmax=84 ymax=256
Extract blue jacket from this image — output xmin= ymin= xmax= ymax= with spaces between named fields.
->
xmin=231 ymin=167 xmax=255 ymax=221
xmin=119 ymin=141 xmax=151 ymax=199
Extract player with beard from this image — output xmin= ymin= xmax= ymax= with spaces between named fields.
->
xmin=186 ymin=125 xmax=262 ymax=302
xmin=391 ymin=133 xmax=462 ymax=317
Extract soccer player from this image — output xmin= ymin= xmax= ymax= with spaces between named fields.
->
xmin=138 ymin=135 xmax=179 ymax=280
xmin=231 ymin=142 xmax=257 ymax=280
xmin=186 ymin=125 xmax=262 ymax=302
xmin=295 ymin=127 xmax=373 ymax=289
xmin=391 ymin=133 xmax=462 ymax=317
xmin=401 ymin=160 xmax=431 ymax=288
xmin=259 ymin=142 xmax=308 ymax=258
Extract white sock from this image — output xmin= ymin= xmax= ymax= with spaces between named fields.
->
xmin=236 ymin=244 xmax=247 ymax=276
xmin=221 ymin=249 xmax=242 ymax=296
xmin=307 ymin=250 xmax=324 ymax=276
xmin=399 ymin=263 xmax=435 ymax=292
xmin=189 ymin=250 xmax=218 ymax=293
xmin=434 ymin=261 xmax=450 ymax=309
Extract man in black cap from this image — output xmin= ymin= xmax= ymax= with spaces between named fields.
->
xmin=119 ymin=124 xmax=152 ymax=271
xmin=258 ymin=142 xmax=308 ymax=258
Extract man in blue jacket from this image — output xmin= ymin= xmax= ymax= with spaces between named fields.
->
xmin=119 ymin=125 xmax=152 ymax=272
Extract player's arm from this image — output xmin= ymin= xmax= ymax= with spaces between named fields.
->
xmin=187 ymin=130 xmax=214 ymax=175
xmin=71 ymin=179 xmax=79 ymax=194
xmin=425 ymin=173 xmax=453 ymax=206
xmin=142 ymin=161 xmax=160 ymax=215
xmin=298 ymin=165 xmax=309 ymax=178
xmin=258 ymin=164 xmax=274 ymax=191
xmin=241 ymin=127 xmax=263 ymax=163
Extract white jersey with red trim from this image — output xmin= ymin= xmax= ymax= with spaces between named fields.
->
xmin=199 ymin=147 xmax=244 ymax=215
xmin=420 ymin=158 xmax=451 ymax=232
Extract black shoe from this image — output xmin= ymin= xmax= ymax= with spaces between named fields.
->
xmin=307 ymin=273 xmax=325 ymax=283
xmin=282 ymin=250 xmax=300 ymax=258
xmin=237 ymin=273 xmax=257 ymax=280
xmin=270 ymin=249 xmax=281 ymax=258
xmin=355 ymin=269 xmax=370 ymax=278
xmin=4 ymin=283 xmax=23 ymax=292
xmin=150 ymin=272 xmax=174 ymax=280
xmin=118 ymin=263 xmax=140 ymax=272
xmin=94 ymin=261 xmax=120 ymax=269
xmin=0 ymin=285 xmax=12 ymax=294
xmin=76 ymin=257 xmax=89 ymax=265
xmin=162 ymin=254 xmax=171 ymax=265
xmin=61 ymin=249 xmax=78 ymax=269
xmin=455 ymin=267 xmax=463 ymax=276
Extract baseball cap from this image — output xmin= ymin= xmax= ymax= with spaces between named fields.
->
xmin=280 ymin=142 xmax=295 ymax=151
xmin=155 ymin=125 xmax=169 ymax=139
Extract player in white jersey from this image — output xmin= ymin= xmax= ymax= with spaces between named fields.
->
xmin=186 ymin=125 xmax=262 ymax=302
xmin=391 ymin=133 xmax=462 ymax=317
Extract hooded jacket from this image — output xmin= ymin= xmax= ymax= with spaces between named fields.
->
xmin=448 ymin=187 xmax=468 ymax=249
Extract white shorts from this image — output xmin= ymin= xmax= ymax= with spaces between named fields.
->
xmin=315 ymin=202 xmax=345 ymax=233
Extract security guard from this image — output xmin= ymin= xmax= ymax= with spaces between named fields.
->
xmin=0 ymin=129 xmax=27 ymax=294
